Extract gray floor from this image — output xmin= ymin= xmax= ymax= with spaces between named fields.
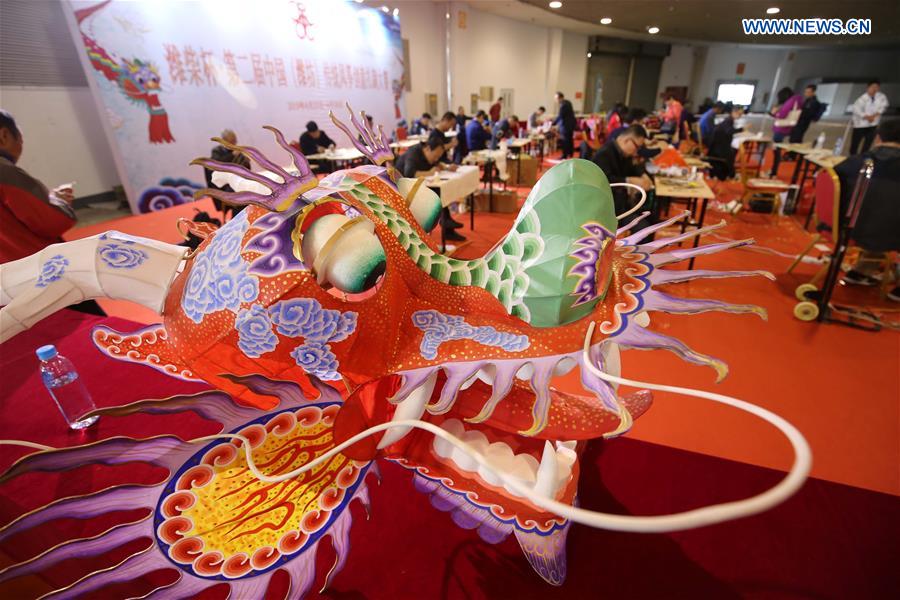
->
xmin=74 ymin=200 xmax=131 ymax=227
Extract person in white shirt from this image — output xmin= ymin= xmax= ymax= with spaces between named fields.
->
xmin=850 ymin=79 xmax=889 ymax=154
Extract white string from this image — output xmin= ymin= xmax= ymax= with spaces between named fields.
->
xmin=2 ymin=321 xmax=810 ymax=532
xmin=610 ymin=182 xmax=648 ymax=220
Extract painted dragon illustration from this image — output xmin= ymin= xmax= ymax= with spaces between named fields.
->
xmin=76 ymin=0 xmax=175 ymax=144
xmin=0 ymin=108 xmax=809 ymax=597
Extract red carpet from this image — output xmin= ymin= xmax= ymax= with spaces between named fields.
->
xmin=0 ymin=312 xmax=897 ymax=599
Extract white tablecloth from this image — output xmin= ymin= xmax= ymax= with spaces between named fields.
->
xmin=422 ymin=165 xmax=480 ymax=207
xmin=305 ymin=148 xmax=365 ymax=161
xmin=463 ymin=149 xmax=509 ymax=181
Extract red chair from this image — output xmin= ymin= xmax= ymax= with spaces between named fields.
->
xmin=788 ymin=168 xmax=839 ymax=279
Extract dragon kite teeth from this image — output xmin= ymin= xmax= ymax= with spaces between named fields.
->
xmin=0 ymin=98 xmax=806 ymax=597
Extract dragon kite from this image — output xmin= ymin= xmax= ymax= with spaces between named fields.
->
xmin=0 ymin=107 xmax=809 ymax=597
xmin=75 ymin=0 xmax=175 ymax=144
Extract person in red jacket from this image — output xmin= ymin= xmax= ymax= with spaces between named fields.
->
xmin=0 ymin=110 xmax=77 ymax=264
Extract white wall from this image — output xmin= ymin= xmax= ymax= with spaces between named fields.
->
xmin=400 ymin=1 xmax=587 ymax=121
xmin=655 ymin=44 xmax=695 ymax=103
xmin=0 ymin=85 xmax=119 ymax=197
xmin=398 ymin=1 xmax=448 ymax=121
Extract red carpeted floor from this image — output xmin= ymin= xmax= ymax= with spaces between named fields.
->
xmin=62 ymin=154 xmax=898 ymax=497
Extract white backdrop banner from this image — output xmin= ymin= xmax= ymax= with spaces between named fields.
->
xmin=66 ymin=0 xmax=404 ymax=213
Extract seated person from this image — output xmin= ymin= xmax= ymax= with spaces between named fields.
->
xmin=299 ymin=121 xmax=336 ymax=155
xmin=699 ymin=102 xmax=725 ymax=148
xmin=465 ymin=110 xmax=492 ymax=152
xmin=410 ymin=113 xmax=433 ymax=136
xmin=608 ymin=108 xmax=647 ymax=141
xmin=0 ymin=109 xmax=103 ymax=316
xmin=207 ymin=128 xmax=251 ymax=219
xmin=395 ymin=130 xmax=465 ymax=242
xmin=590 ymin=124 xmax=654 ymax=217
xmin=490 ymin=115 xmax=519 ymax=150
xmin=659 ymin=95 xmax=683 ymax=134
xmin=707 ymin=104 xmax=744 ymax=180
xmin=836 ymin=119 xmax=900 ymax=301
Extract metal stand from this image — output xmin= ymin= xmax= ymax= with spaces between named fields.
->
xmin=795 ymin=158 xmax=880 ymax=331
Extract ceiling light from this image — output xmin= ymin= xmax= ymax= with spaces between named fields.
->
xmin=549 ymin=1 xmax=562 ymax=9
xmin=600 ymin=17 xmax=612 ymax=25
xmin=766 ymin=7 xmax=780 ymax=15
xmin=587 ymin=52 xmax=592 ymax=57
xmin=647 ymin=26 xmax=660 ymax=34
xmin=354 ymin=0 xmax=364 ymax=3
xmin=445 ymin=12 xmax=450 ymax=19
xmin=380 ymin=6 xmax=389 ymax=13
xmin=393 ymin=7 xmax=399 ymax=16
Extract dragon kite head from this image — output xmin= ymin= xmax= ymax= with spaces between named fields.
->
xmin=0 ymin=106 xmax=805 ymax=597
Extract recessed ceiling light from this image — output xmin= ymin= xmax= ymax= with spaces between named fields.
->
xmin=647 ymin=26 xmax=660 ymax=34
xmin=380 ymin=5 xmax=389 ymax=13
xmin=587 ymin=52 xmax=592 ymax=57
xmin=600 ymin=17 xmax=612 ymax=25
xmin=393 ymin=7 xmax=399 ymax=16
xmin=766 ymin=7 xmax=780 ymax=14
xmin=549 ymin=1 xmax=563 ymax=9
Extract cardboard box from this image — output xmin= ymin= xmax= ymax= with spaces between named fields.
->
xmin=474 ymin=190 xmax=519 ymax=213
xmin=509 ymin=154 xmax=538 ymax=187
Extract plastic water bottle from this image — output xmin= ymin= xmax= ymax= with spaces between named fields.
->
xmin=37 ymin=345 xmax=99 ymax=430
xmin=833 ymin=136 xmax=844 ymax=156
xmin=815 ymin=132 xmax=826 ymax=149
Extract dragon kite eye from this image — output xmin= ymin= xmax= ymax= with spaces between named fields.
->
xmin=299 ymin=212 xmax=386 ymax=294
xmin=396 ymin=177 xmax=441 ymax=233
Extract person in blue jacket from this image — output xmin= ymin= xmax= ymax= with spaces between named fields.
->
xmin=465 ymin=110 xmax=491 ymax=151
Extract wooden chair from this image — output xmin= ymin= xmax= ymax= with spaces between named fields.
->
xmin=737 ymin=139 xmax=791 ymax=214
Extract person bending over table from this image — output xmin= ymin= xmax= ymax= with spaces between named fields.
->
xmin=299 ymin=120 xmax=336 ymax=155
xmin=591 ymin=124 xmax=654 ymax=217
xmin=528 ymin=106 xmax=546 ymax=130
xmin=0 ymin=109 xmax=104 ymax=316
xmin=659 ymin=94 xmax=683 ymax=136
xmin=699 ymin=102 xmax=725 ymax=148
xmin=791 ymin=85 xmax=825 ymax=144
xmin=835 ymin=119 xmax=900 ymax=302
xmin=454 ymin=107 xmax=469 ymax=163
xmin=466 ymin=111 xmax=492 ymax=152
xmin=394 ymin=130 xmax=466 ymax=243
xmin=490 ymin=115 xmax=520 ymax=150
xmin=770 ymin=86 xmax=803 ymax=177
xmin=436 ymin=111 xmax=461 ymax=162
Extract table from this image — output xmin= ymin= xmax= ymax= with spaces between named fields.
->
xmin=682 ymin=155 xmax=711 ymax=169
xmin=305 ymin=147 xmax=366 ymax=169
xmin=1 ymin=311 xmax=895 ymax=599
xmin=422 ymin=165 xmax=480 ymax=251
xmin=464 ymin=149 xmax=509 ymax=210
xmin=732 ymin=133 xmax=773 ymax=150
xmin=653 ymin=176 xmax=716 ymax=269
xmin=389 ymin=139 xmax=419 ymax=153
xmin=779 ymin=147 xmax=846 ymax=216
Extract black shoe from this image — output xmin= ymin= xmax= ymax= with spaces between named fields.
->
xmin=843 ymin=269 xmax=879 ymax=286
xmin=887 ymin=286 xmax=900 ymax=302
xmin=443 ymin=229 xmax=466 ymax=242
xmin=442 ymin=218 xmax=464 ymax=229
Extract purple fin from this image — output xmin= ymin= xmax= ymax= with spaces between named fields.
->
xmin=428 ymin=363 xmax=482 ymax=414
xmin=226 ymin=574 xmax=272 ymax=599
xmin=612 ymin=324 xmax=728 ymax=382
xmin=0 ymin=518 xmax=152 ymax=583
xmin=329 ymin=103 xmax=394 ymax=166
xmin=322 ymin=498 xmax=356 ymax=590
xmin=43 ymin=547 xmax=162 ymax=600
xmin=221 ymin=373 xmax=321 ymax=408
xmin=616 ymin=211 xmax=651 ymax=236
xmin=0 ymin=484 xmax=162 ymax=543
xmin=649 ymin=268 xmax=775 ymax=286
xmin=87 ymin=390 xmax=256 ymax=429
xmin=0 ymin=436 xmax=190 ymax=484
xmin=191 ymin=126 xmax=317 ymax=213
xmin=643 ymin=290 xmax=767 ymax=319
xmin=620 ymin=210 xmax=690 ymax=246
xmin=649 ymin=238 xmax=755 ymax=267
xmin=283 ymin=557 xmax=317 ymax=600
xmin=638 ymin=219 xmax=726 ymax=252
xmin=514 ymin=520 xmax=571 ymax=586
xmin=412 ymin=477 xmax=512 ymax=544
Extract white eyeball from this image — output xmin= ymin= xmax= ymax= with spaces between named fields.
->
xmin=396 ymin=178 xmax=442 ymax=232
xmin=301 ymin=213 xmax=385 ymax=293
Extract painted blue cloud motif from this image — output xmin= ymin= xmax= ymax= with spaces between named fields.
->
xmin=181 ymin=213 xmax=260 ymax=323
xmin=270 ymin=298 xmax=357 ymax=381
xmin=36 ymin=255 xmax=69 ymax=288
xmin=98 ymin=242 xmax=147 ymax=269
xmin=235 ymin=305 xmax=278 ymax=358
xmin=412 ymin=310 xmax=530 ymax=360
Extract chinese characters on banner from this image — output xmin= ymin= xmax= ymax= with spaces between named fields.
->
xmin=162 ymin=45 xmax=389 ymax=91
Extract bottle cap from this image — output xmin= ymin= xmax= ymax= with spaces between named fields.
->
xmin=36 ymin=345 xmax=58 ymax=360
